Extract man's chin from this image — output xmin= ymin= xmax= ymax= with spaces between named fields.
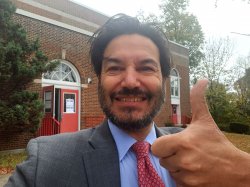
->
xmin=109 ymin=115 xmax=153 ymax=132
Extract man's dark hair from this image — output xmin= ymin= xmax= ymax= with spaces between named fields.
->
xmin=89 ymin=13 xmax=171 ymax=78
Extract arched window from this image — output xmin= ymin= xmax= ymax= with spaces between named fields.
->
xmin=42 ymin=60 xmax=80 ymax=86
xmin=170 ymin=69 xmax=180 ymax=97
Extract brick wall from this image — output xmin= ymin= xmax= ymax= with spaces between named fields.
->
xmin=14 ymin=14 xmax=107 ymax=127
xmin=0 ymin=130 xmax=35 ymax=151
xmin=170 ymin=47 xmax=191 ymax=125
xmin=154 ymin=78 xmax=172 ymax=127
xmin=0 ymin=13 xmax=103 ymax=150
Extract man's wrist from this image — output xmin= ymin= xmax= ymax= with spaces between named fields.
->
xmin=234 ymin=150 xmax=250 ymax=187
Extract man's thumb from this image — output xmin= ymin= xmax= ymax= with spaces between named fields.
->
xmin=190 ymin=79 xmax=212 ymax=123
xmin=152 ymin=133 xmax=180 ymax=157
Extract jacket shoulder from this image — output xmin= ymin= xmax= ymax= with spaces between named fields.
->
xmin=5 ymin=127 xmax=98 ymax=187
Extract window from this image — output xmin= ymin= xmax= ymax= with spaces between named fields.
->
xmin=64 ymin=93 xmax=76 ymax=113
xmin=44 ymin=91 xmax=52 ymax=113
xmin=43 ymin=63 xmax=76 ymax=82
xmin=170 ymin=69 xmax=179 ymax=97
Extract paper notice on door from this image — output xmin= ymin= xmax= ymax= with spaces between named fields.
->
xmin=66 ymin=98 xmax=74 ymax=112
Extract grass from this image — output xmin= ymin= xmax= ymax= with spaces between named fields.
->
xmin=224 ymin=132 xmax=250 ymax=153
xmin=0 ymin=132 xmax=249 ymax=175
xmin=0 ymin=152 xmax=27 ymax=174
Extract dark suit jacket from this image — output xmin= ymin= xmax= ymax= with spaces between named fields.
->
xmin=5 ymin=121 xmax=182 ymax=187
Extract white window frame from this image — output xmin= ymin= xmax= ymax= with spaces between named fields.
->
xmin=170 ymin=69 xmax=180 ymax=98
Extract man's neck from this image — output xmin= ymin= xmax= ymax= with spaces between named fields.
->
xmin=125 ymin=123 xmax=154 ymax=141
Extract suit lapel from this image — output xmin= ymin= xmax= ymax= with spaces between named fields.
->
xmin=82 ymin=121 xmax=120 ymax=187
xmin=81 ymin=122 xmax=181 ymax=187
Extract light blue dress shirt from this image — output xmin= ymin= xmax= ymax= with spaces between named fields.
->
xmin=108 ymin=120 xmax=176 ymax=187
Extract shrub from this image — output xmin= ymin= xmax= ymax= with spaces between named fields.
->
xmin=229 ymin=122 xmax=250 ymax=134
xmin=217 ymin=123 xmax=230 ymax=132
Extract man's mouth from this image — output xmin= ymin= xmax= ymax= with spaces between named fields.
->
xmin=115 ymin=97 xmax=146 ymax=102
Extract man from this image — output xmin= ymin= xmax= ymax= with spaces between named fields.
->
xmin=5 ymin=13 xmax=180 ymax=187
xmin=6 ymin=14 xmax=250 ymax=187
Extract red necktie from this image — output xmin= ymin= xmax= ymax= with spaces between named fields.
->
xmin=132 ymin=141 xmax=165 ymax=187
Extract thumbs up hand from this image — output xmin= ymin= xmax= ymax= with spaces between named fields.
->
xmin=152 ymin=79 xmax=250 ymax=187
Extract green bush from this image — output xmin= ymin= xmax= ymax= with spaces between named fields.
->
xmin=229 ymin=122 xmax=250 ymax=134
xmin=217 ymin=123 xmax=230 ymax=132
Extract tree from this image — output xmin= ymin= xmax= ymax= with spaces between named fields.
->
xmin=192 ymin=37 xmax=234 ymax=84
xmin=232 ymin=55 xmax=250 ymax=122
xmin=137 ymin=0 xmax=204 ymax=69
xmin=206 ymin=82 xmax=237 ymax=123
xmin=0 ymin=0 xmax=56 ymax=132
xmin=192 ymin=37 xmax=237 ymax=123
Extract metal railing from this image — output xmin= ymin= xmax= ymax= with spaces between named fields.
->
xmin=36 ymin=117 xmax=60 ymax=137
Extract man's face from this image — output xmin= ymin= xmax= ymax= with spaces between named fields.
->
xmin=99 ymin=34 xmax=165 ymax=132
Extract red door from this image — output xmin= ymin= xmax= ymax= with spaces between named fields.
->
xmin=60 ymin=89 xmax=79 ymax=133
xmin=172 ymin=104 xmax=178 ymax=124
xmin=38 ymin=86 xmax=58 ymax=136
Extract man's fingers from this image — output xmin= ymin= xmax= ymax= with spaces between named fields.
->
xmin=190 ymin=79 xmax=212 ymax=123
xmin=159 ymin=154 xmax=180 ymax=173
xmin=151 ymin=133 xmax=181 ymax=158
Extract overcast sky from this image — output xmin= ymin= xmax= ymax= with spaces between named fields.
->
xmin=72 ymin=0 xmax=250 ymax=60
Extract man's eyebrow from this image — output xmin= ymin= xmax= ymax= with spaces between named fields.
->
xmin=140 ymin=58 xmax=159 ymax=67
xmin=103 ymin=57 xmax=121 ymax=64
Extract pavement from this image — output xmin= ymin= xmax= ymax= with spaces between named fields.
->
xmin=0 ymin=174 xmax=10 ymax=187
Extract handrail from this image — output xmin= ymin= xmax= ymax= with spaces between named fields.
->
xmin=52 ymin=117 xmax=60 ymax=126
xmin=36 ymin=116 xmax=60 ymax=137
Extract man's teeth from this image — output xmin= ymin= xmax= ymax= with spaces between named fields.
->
xmin=120 ymin=98 xmax=143 ymax=102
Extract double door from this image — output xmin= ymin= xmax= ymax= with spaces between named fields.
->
xmin=43 ymin=86 xmax=79 ymax=133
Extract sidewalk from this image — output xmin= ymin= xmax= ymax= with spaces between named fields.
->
xmin=0 ymin=174 xmax=10 ymax=187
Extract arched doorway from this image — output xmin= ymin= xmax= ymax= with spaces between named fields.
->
xmin=38 ymin=60 xmax=81 ymax=136
xmin=170 ymin=69 xmax=181 ymax=125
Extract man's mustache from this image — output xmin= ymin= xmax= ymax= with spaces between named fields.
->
xmin=110 ymin=87 xmax=152 ymax=100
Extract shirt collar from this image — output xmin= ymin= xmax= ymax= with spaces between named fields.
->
xmin=108 ymin=119 xmax=157 ymax=162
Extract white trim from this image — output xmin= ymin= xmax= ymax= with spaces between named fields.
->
xmin=34 ymin=79 xmax=41 ymax=83
xmin=16 ymin=9 xmax=93 ymax=36
xmin=69 ymin=0 xmax=110 ymax=18
xmin=17 ymin=0 xmax=100 ymax=28
xmin=170 ymin=68 xmax=180 ymax=98
xmin=78 ymin=86 xmax=81 ymax=131
xmin=43 ymin=83 xmax=80 ymax=90
xmin=81 ymin=84 xmax=89 ymax=88
xmin=171 ymin=98 xmax=180 ymax=105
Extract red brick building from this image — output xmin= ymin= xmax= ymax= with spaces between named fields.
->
xmin=0 ymin=0 xmax=190 ymax=151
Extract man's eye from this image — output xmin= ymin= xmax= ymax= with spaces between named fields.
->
xmin=107 ymin=66 xmax=123 ymax=73
xmin=138 ymin=66 xmax=156 ymax=72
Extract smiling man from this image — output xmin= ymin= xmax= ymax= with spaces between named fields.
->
xmin=87 ymin=14 xmax=180 ymax=187
xmin=6 ymin=13 xmax=180 ymax=187
xmin=7 ymin=13 xmax=249 ymax=187
xmin=99 ymin=34 xmax=165 ymax=138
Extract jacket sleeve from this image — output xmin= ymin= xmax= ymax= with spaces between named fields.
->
xmin=4 ymin=139 xmax=38 ymax=187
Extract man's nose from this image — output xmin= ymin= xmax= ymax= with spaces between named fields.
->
xmin=121 ymin=69 xmax=140 ymax=89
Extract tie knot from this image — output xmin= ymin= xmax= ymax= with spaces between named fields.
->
xmin=132 ymin=141 xmax=150 ymax=159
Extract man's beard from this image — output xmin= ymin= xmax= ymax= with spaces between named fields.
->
xmin=98 ymin=82 xmax=166 ymax=132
